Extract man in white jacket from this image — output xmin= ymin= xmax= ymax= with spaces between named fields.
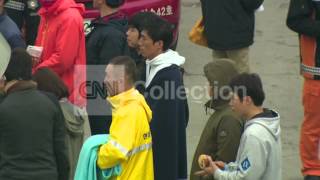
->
xmin=196 ymin=73 xmax=282 ymax=180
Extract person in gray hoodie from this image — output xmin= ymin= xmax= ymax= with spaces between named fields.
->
xmin=195 ymin=73 xmax=282 ymax=180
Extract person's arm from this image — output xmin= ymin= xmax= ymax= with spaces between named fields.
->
xmin=7 ymin=34 xmax=26 ymax=49
xmin=97 ymin=108 xmax=136 ymax=169
xmin=214 ymin=116 xmax=242 ymax=163
xmin=287 ymin=0 xmax=320 ymax=37
xmin=53 ymin=103 xmax=70 ymax=180
xmin=98 ymin=32 xmax=127 ymax=65
xmin=214 ymin=135 xmax=267 ymax=180
xmin=35 ymin=17 xmax=83 ymax=74
xmin=240 ymin=0 xmax=264 ymax=12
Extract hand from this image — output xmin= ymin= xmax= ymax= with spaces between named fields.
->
xmin=31 ymin=57 xmax=40 ymax=67
xmin=214 ymin=161 xmax=226 ymax=169
xmin=194 ymin=155 xmax=219 ymax=177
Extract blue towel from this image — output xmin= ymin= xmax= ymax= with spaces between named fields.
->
xmin=74 ymin=134 xmax=122 ymax=180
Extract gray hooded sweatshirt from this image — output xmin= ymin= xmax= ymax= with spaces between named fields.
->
xmin=214 ymin=109 xmax=282 ymax=180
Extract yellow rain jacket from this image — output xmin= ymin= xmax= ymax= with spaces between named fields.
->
xmin=97 ymin=88 xmax=154 ymax=180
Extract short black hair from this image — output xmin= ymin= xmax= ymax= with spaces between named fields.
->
xmin=105 ymin=0 xmax=124 ymax=8
xmin=33 ymin=68 xmax=69 ymax=100
xmin=5 ymin=48 xmax=32 ymax=81
xmin=109 ymin=56 xmax=137 ymax=84
xmin=229 ymin=73 xmax=265 ymax=106
xmin=141 ymin=13 xmax=174 ymax=51
xmin=128 ymin=12 xmax=155 ymax=35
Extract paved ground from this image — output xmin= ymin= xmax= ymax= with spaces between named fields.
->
xmin=178 ymin=0 xmax=303 ymax=179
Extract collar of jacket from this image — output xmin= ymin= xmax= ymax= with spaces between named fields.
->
xmin=205 ymin=98 xmax=229 ymax=111
xmin=92 ymin=11 xmax=126 ymax=25
xmin=5 ymin=80 xmax=37 ymax=95
xmin=107 ymin=88 xmax=137 ymax=110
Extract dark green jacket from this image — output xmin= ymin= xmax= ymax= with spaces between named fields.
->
xmin=190 ymin=99 xmax=243 ymax=180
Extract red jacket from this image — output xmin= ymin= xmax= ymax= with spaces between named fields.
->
xmin=34 ymin=0 xmax=86 ymax=107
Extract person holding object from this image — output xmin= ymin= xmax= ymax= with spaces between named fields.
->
xmin=190 ymin=59 xmax=243 ymax=180
xmin=195 ymin=73 xmax=281 ymax=180
xmin=33 ymin=0 xmax=86 ymax=108
xmin=97 ymin=56 xmax=154 ymax=180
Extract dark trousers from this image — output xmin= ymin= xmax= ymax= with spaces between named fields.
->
xmin=88 ymin=115 xmax=112 ymax=135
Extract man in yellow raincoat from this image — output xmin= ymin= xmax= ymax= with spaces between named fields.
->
xmin=97 ymin=56 xmax=154 ymax=180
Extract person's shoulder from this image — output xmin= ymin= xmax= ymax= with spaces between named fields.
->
xmin=59 ymin=8 xmax=83 ymax=24
xmin=2 ymin=15 xmax=20 ymax=34
xmin=38 ymin=91 xmax=61 ymax=110
xmin=156 ymin=65 xmax=183 ymax=81
xmin=218 ymin=110 xmax=242 ymax=128
xmin=243 ymin=123 xmax=269 ymax=141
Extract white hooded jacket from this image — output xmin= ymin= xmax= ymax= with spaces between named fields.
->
xmin=214 ymin=109 xmax=282 ymax=180
xmin=145 ymin=49 xmax=185 ymax=88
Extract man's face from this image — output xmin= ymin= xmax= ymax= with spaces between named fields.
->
xmin=138 ymin=30 xmax=162 ymax=60
xmin=229 ymin=93 xmax=247 ymax=118
xmin=126 ymin=27 xmax=140 ymax=48
xmin=104 ymin=64 xmax=126 ymax=97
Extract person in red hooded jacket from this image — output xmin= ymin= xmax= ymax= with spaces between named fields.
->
xmin=33 ymin=0 xmax=86 ymax=108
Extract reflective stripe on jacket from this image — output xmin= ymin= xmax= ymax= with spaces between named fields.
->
xmin=97 ymin=88 xmax=154 ymax=180
xmin=287 ymin=0 xmax=320 ymax=80
xmin=300 ymin=34 xmax=320 ymax=79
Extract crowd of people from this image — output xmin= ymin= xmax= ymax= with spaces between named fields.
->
xmin=0 ymin=0 xmax=319 ymax=179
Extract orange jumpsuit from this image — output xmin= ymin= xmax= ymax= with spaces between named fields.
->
xmin=287 ymin=0 xmax=320 ymax=175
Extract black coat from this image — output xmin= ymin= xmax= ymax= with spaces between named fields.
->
xmin=0 ymin=81 xmax=69 ymax=180
xmin=145 ymin=65 xmax=189 ymax=180
xmin=85 ymin=12 xmax=130 ymax=134
xmin=86 ymin=12 xmax=129 ymax=65
xmin=201 ymin=0 xmax=263 ymax=50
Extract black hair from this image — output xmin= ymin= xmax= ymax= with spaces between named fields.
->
xmin=140 ymin=13 xmax=174 ymax=51
xmin=5 ymin=48 xmax=32 ymax=81
xmin=128 ymin=12 xmax=155 ymax=35
xmin=229 ymin=73 xmax=265 ymax=106
xmin=105 ymin=0 xmax=124 ymax=8
xmin=33 ymin=68 xmax=69 ymax=100
xmin=109 ymin=56 xmax=137 ymax=84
